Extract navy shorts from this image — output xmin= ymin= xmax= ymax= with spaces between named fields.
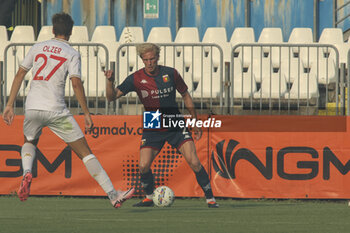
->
xmin=140 ymin=128 xmax=193 ymax=151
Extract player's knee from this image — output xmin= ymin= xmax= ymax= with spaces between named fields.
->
xmin=192 ymin=163 xmax=202 ymax=173
xmin=188 ymin=159 xmax=201 ymax=172
xmin=138 ymin=163 xmax=151 ymax=174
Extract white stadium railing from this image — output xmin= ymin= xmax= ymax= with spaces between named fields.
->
xmin=230 ymin=43 xmax=342 ymax=115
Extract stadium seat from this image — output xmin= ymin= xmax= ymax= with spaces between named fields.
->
xmin=202 ymin=27 xmax=230 ymax=63
xmin=282 ymin=50 xmax=335 ymax=87
xmin=174 ymin=28 xmax=202 ymax=98
xmin=183 ymin=71 xmax=200 ymax=97
xmin=258 ymin=27 xmax=284 ymax=43
xmin=192 ymin=68 xmax=220 ymax=99
xmin=69 ymin=26 xmax=89 ymax=43
xmin=230 ymin=27 xmax=255 ymax=83
xmin=250 ymin=28 xmax=284 ymax=84
xmin=302 ymin=29 xmax=340 ymax=85
xmin=7 ymin=26 xmax=35 ymax=96
xmin=230 ymin=27 xmax=255 ymax=66
xmin=257 ymin=27 xmax=283 ymax=61
xmin=67 ymin=26 xmax=89 ymax=96
xmin=0 ymin=25 xmax=7 ymax=41
xmin=10 ymin=25 xmax=35 ymax=67
xmin=37 ymin=26 xmax=54 ymax=42
xmin=91 ymin=25 xmax=118 ymax=69
xmin=118 ymin=27 xmax=144 ymax=83
xmin=311 ymin=58 xmax=336 ymax=85
xmin=147 ymin=27 xmax=172 ymax=42
xmin=174 ymin=27 xmax=200 ymax=74
xmin=90 ymin=26 xmax=119 ymax=97
xmin=232 ymin=58 xmax=257 ymax=98
xmin=288 ymin=28 xmax=313 ymax=44
xmin=119 ymin=26 xmax=144 ymax=43
xmin=0 ymin=25 xmax=9 ymax=61
xmin=175 ymin=27 xmax=199 ymax=43
xmin=251 ymin=54 xmax=279 ymax=84
xmin=0 ymin=25 xmax=10 ymax=96
xmin=288 ymin=28 xmax=313 ymax=57
xmin=280 ymin=28 xmax=314 ymax=84
xmin=11 ymin=25 xmax=35 ymax=42
xmin=191 ymin=51 xmax=220 ymax=99
xmin=190 ymin=31 xmax=220 ymax=99
xmin=319 ymin=28 xmax=343 ymax=44
xmin=281 ymin=53 xmax=306 ymax=84
xmin=318 ymin=28 xmax=343 ymax=65
xmin=253 ymin=67 xmax=287 ymax=99
xmin=285 ymin=72 xmax=319 ymax=100
xmin=195 ymin=27 xmax=229 ymax=99
xmin=146 ymin=27 xmax=174 ymax=66
xmin=230 ymin=27 xmax=255 ymax=45
xmin=317 ymin=28 xmax=347 ymax=69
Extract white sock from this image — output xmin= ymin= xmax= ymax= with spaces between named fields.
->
xmin=146 ymin=194 xmax=153 ymax=200
xmin=82 ymin=154 xmax=116 ymax=199
xmin=21 ymin=142 xmax=36 ymax=176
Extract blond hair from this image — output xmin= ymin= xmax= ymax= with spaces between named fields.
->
xmin=136 ymin=43 xmax=160 ymax=58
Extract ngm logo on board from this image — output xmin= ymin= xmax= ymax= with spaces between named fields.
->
xmin=143 ymin=109 xmax=222 ymax=129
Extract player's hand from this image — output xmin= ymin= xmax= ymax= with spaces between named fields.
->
xmin=193 ymin=126 xmax=202 ymax=140
xmin=2 ymin=106 xmax=15 ymax=126
xmin=84 ymin=113 xmax=94 ymax=132
xmin=104 ymin=70 xmax=115 ymax=82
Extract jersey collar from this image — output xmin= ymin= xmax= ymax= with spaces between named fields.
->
xmin=143 ymin=65 xmax=162 ymax=78
xmin=52 ymin=38 xmax=70 ymax=44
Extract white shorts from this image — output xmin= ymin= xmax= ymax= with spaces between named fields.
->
xmin=23 ymin=109 xmax=84 ymax=143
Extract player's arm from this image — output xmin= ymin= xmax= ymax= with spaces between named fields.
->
xmin=181 ymin=91 xmax=202 ymax=140
xmin=71 ymin=77 xmax=93 ymax=131
xmin=2 ymin=67 xmax=28 ymax=125
xmin=105 ymin=70 xmax=124 ymax=101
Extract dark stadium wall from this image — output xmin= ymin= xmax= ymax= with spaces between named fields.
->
xmin=42 ymin=0 xmax=347 ymax=42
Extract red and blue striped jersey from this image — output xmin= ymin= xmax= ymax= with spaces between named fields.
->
xmin=117 ymin=65 xmax=188 ymax=114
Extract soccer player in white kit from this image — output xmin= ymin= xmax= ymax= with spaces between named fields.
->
xmin=2 ymin=13 xmax=134 ymax=208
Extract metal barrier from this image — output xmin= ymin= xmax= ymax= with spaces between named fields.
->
xmin=345 ymin=48 xmax=350 ymax=115
xmin=2 ymin=41 xmax=347 ymax=116
xmin=230 ymin=43 xmax=342 ymax=115
xmin=334 ymin=1 xmax=350 ymax=28
xmin=1 ymin=42 xmax=110 ymax=115
xmin=111 ymin=43 xmax=224 ymax=115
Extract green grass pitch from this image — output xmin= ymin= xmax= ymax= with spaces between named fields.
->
xmin=0 ymin=196 xmax=349 ymax=233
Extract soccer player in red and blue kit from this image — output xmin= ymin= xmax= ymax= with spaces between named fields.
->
xmin=105 ymin=43 xmax=218 ymax=208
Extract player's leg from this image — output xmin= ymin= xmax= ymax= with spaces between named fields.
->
xmin=21 ymin=137 xmax=38 ymax=176
xmin=172 ymin=129 xmax=219 ymax=208
xmin=49 ymin=112 xmax=134 ymax=208
xmin=178 ymin=141 xmax=218 ymax=208
xmin=67 ymin=137 xmax=134 ymax=208
xmin=19 ymin=110 xmax=44 ymax=201
xmin=133 ymin=131 xmax=163 ymax=207
xmin=133 ymin=147 xmax=159 ymax=207
xmin=18 ymin=137 xmax=38 ymax=202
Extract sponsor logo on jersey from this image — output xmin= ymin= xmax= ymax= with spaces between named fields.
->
xmin=140 ymin=79 xmax=148 ymax=84
xmin=162 ymin=74 xmax=169 ymax=83
xmin=141 ymin=90 xmax=149 ymax=98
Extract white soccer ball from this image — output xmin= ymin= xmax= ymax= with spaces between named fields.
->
xmin=153 ymin=186 xmax=175 ymax=207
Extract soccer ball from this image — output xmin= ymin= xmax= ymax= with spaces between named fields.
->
xmin=153 ymin=186 xmax=175 ymax=207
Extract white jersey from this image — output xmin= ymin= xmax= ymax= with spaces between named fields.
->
xmin=21 ymin=38 xmax=81 ymax=112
